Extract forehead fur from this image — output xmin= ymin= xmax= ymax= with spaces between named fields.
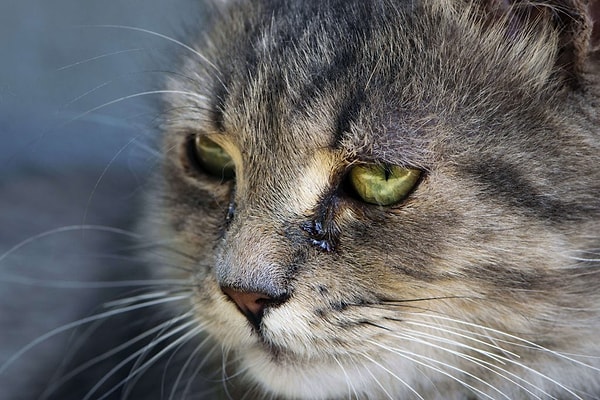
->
xmin=160 ymin=0 xmax=572 ymax=191
xmin=169 ymin=0 xmax=559 ymax=135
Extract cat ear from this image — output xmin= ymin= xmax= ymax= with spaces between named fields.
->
xmin=483 ymin=0 xmax=600 ymax=86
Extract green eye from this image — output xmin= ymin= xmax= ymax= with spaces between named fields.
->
xmin=194 ymin=136 xmax=235 ymax=179
xmin=348 ymin=164 xmax=421 ymax=206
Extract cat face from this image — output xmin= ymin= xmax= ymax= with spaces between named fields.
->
xmin=147 ymin=0 xmax=600 ymax=398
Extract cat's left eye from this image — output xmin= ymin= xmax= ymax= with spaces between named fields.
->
xmin=347 ymin=164 xmax=421 ymax=206
xmin=193 ymin=136 xmax=235 ymax=179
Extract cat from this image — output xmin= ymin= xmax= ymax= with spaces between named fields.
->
xmin=3 ymin=0 xmax=600 ymax=399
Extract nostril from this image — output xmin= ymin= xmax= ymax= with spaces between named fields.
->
xmin=223 ymin=288 xmax=270 ymax=316
xmin=221 ymin=287 xmax=284 ymax=329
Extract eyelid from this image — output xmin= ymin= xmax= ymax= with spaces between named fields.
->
xmin=201 ymin=134 xmax=238 ymax=158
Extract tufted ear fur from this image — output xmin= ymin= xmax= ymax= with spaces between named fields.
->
xmin=481 ymin=0 xmax=600 ymax=87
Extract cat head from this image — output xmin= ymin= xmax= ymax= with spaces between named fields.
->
xmin=147 ymin=0 xmax=600 ymax=398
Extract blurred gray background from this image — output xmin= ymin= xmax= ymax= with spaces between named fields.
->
xmin=1 ymin=0 xmax=202 ymax=173
xmin=0 ymin=1 xmax=211 ymax=397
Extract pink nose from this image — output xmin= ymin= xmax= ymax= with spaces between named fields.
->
xmin=221 ymin=287 xmax=283 ymax=329
xmin=222 ymin=288 xmax=270 ymax=316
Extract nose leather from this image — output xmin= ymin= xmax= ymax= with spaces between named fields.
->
xmin=221 ymin=287 xmax=285 ymax=329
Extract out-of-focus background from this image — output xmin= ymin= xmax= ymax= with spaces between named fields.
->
xmin=0 ymin=1 xmax=208 ymax=398
xmin=1 ymin=0 xmax=202 ymax=173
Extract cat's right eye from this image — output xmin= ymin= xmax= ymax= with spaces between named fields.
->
xmin=347 ymin=163 xmax=421 ymax=206
xmin=192 ymin=135 xmax=235 ymax=179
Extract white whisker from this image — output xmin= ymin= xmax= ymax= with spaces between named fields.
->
xmin=412 ymin=313 xmax=600 ymax=372
xmin=368 ymin=340 xmax=500 ymax=400
xmin=384 ymin=328 xmax=552 ymax=399
xmin=0 ymin=274 xmax=188 ymax=289
xmin=401 ymin=319 xmax=519 ymax=362
xmin=396 ymin=314 xmax=590 ymax=398
xmin=122 ymin=319 xmax=202 ymax=400
xmin=361 ymin=353 xmax=425 ymax=400
xmin=102 ymin=291 xmax=187 ymax=308
xmin=332 ymin=355 xmax=360 ymax=400
xmin=0 ymin=294 xmax=190 ymax=375
xmin=78 ymin=25 xmax=222 ymax=78
xmin=0 ymin=225 xmax=140 ymax=265
xmin=56 ymin=48 xmax=146 ymax=72
xmin=131 ymin=138 xmax=162 ymax=158
xmin=39 ymin=311 xmax=193 ymax=399
xmin=82 ymin=321 xmax=201 ymax=400
xmin=81 ymin=135 xmax=146 ymax=226
xmin=169 ymin=337 xmax=215 ymax=400
xmin=67 ymin=89 xmax=207 ymax=125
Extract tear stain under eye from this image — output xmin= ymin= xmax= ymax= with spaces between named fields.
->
xmin=301 ymin=194 xmax=343 ymax=252
xmin=301 ymin=220 xmax=336 ymax=252
xmin=216 ymin=188 xmax=236 ymax=242
xmin=225 ymin=201 xmax=236 ymax=224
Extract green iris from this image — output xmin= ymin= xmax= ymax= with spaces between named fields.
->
xmin=348 ymin=164 xmax=421 ymax=206
xmin=195 ymin=136 xmax=235 ymax=179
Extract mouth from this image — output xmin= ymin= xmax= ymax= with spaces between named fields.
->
xmin=246 ymin=319 xmax=296 ymax=362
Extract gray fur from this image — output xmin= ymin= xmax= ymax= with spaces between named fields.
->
xmin=153 ymin=0 xmax=600 ymax=398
